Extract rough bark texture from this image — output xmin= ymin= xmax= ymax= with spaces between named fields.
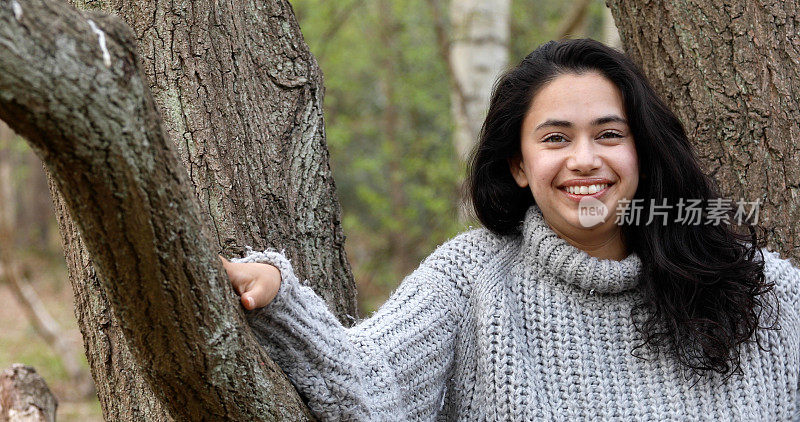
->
xmin=44 ymin=0 xmax=355 ymax=419
xmin=65 ymin=1 xmax=358 ymax=417
xmin=0 ymin=364 xmax=57 ymax=422
xmin=47 ymin=182 xmax=173 ymax=421
xmin=607 ymin=0 xmax=800 ymax=262
xmin=0 ymin=0 xmax=322 ymax=419
xmin=66 ymin=0 xmax=357 ymax=319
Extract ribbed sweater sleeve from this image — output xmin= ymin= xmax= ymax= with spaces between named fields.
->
xmin=762 ymin=249 xmax=800 ymax=420
xmin=234 ymin=241 xmax=471 ymax=421
xmin=763 ymin=249 xmax=800 ymax=303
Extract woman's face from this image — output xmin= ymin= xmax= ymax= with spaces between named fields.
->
xmin=510 ymin=71 xmax=639 ymax=240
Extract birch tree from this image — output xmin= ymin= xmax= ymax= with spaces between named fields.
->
xmin=431 ymin=0 xmax=510 ymax=163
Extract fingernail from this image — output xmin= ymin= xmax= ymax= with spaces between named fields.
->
xmin=247 ymin=297 xmax=254 ymax=308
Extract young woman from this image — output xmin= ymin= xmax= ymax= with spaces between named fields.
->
xmin=222 ymin=39 xmax=800 ymax=420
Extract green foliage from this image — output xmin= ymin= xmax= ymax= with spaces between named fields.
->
xmin=291 ymin=0 xmax=610 ymax=314
xmin=0 ymin=336 xmax=68 ymax=381
xmin=293 ymin=0 xmax=464 ymax=314
xmin=510 ymin=0 xmax=610 ymax=62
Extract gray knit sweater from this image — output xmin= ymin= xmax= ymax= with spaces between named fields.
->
xmin=236 ymin=205 xmax=800 ymax=421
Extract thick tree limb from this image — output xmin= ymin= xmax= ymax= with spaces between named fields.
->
xmin=80 ymin=0 xmax=358 ymax=328
xmin=0 ymin=0 xmax=312 ymax=420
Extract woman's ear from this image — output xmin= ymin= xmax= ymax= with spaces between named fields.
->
xmin=508 ymin=156 xmax=529 ymax=188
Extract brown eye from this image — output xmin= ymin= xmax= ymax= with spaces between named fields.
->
xmin=599 ymin=131 xmax=622 ymax=139
xmin=543 ymin=134 xmax=567 ymax=143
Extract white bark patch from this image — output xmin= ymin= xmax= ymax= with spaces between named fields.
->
xmin=87 ymin=19 xmax=112 ymax=68
xmin=12 ymin=0 xmax=22 ymax=20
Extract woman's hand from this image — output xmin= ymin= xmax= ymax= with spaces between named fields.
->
xmin=220 ymin=256 xmax=282 ymax=310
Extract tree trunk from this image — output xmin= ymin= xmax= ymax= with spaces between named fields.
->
xmin=1 ymin=0 xmax=355 ymax=420
xmin=0 ymin=364 xmax=58 ymax=422
xmin=602 ymin=6 xmax=621 ymax=50
xmin=63 ymin=0 xmax=358 ymax=319
xmin=60 ymin=0 xmax=358 ymax=418
xmin=47 ymin=186 xmax=173 ymax=420
xmin=446 ymin=0 xmax=510 ymax=162
xmin=607 ymin=0 xmax=800 ymax=262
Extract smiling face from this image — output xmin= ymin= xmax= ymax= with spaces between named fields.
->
xmin=510 ymin=71 xmax=639 ymax=244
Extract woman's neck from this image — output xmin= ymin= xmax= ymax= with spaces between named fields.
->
xmin=548 ymin=223 xmax=628 ymax=261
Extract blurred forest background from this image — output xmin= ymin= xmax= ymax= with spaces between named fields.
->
xmin=0 ymin=0 xmax=616 ymax=419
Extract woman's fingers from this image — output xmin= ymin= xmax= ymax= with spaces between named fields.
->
xmin=241 ymin=282 xmax=267 ymax=310
xmin=241 ymin=292 xmax=256 ymax=310
xmin=220 ymin=256 xmax=251 ymax=295
xmin=242 ymin=265 xmax=281 ymax=309
xmin=220 ymin=256 xmax=281 ymax=309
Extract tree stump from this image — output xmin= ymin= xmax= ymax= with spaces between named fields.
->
xmin=0 ymin=364 xmax=57 ymax=422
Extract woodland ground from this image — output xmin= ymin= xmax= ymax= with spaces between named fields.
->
xmin=0 ymin=250 xmax=102 ymax=421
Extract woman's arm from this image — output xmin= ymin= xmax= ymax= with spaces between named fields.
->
xmin=231 ymin=239 xmax=473 ymax=421
xmin=762 ymin=249 xmax=800 ymax=421
xmin=762 ymin=249 xmax=800 ymax=307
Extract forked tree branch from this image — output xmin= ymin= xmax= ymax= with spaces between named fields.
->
xmin=0 ymin=0 xmax=312 ymax=419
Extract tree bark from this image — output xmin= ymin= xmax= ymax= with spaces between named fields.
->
xmin=47 ymin=185 xmax=172 ymax=419
xmin=63 ymin=0 xmax=357 ymax=419
xmin=53 ymin=0 xmax=357 ymax=418
xmin=0 ymin=364 xmax=57 ymax=422
xmin=62 ymin=0 xmax=357 ymax=319
xmin=0 ymin=0 xmax=350 ymax=419
xmin=607 ymin=0 xmax=800 ymax=262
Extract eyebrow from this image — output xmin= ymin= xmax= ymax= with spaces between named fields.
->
xmin=534 ymin=115 xmax=628 ymax=131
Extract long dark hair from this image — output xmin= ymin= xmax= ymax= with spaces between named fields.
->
xmin=466 ymin=38 xmax=776 ymax=376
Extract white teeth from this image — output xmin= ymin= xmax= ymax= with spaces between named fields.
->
xmin=565 ymin=183 xmax=608 ymax=195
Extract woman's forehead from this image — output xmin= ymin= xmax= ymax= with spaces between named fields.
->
xmin=524 ymin=73 xmax=627 ymax=130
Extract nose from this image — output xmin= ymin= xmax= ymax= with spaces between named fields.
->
xmin=565 ymin=138 xmax=602 ymax=173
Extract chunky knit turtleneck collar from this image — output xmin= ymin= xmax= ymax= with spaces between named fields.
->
xmin=521 ymin=205 xmax=642 ymax=294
